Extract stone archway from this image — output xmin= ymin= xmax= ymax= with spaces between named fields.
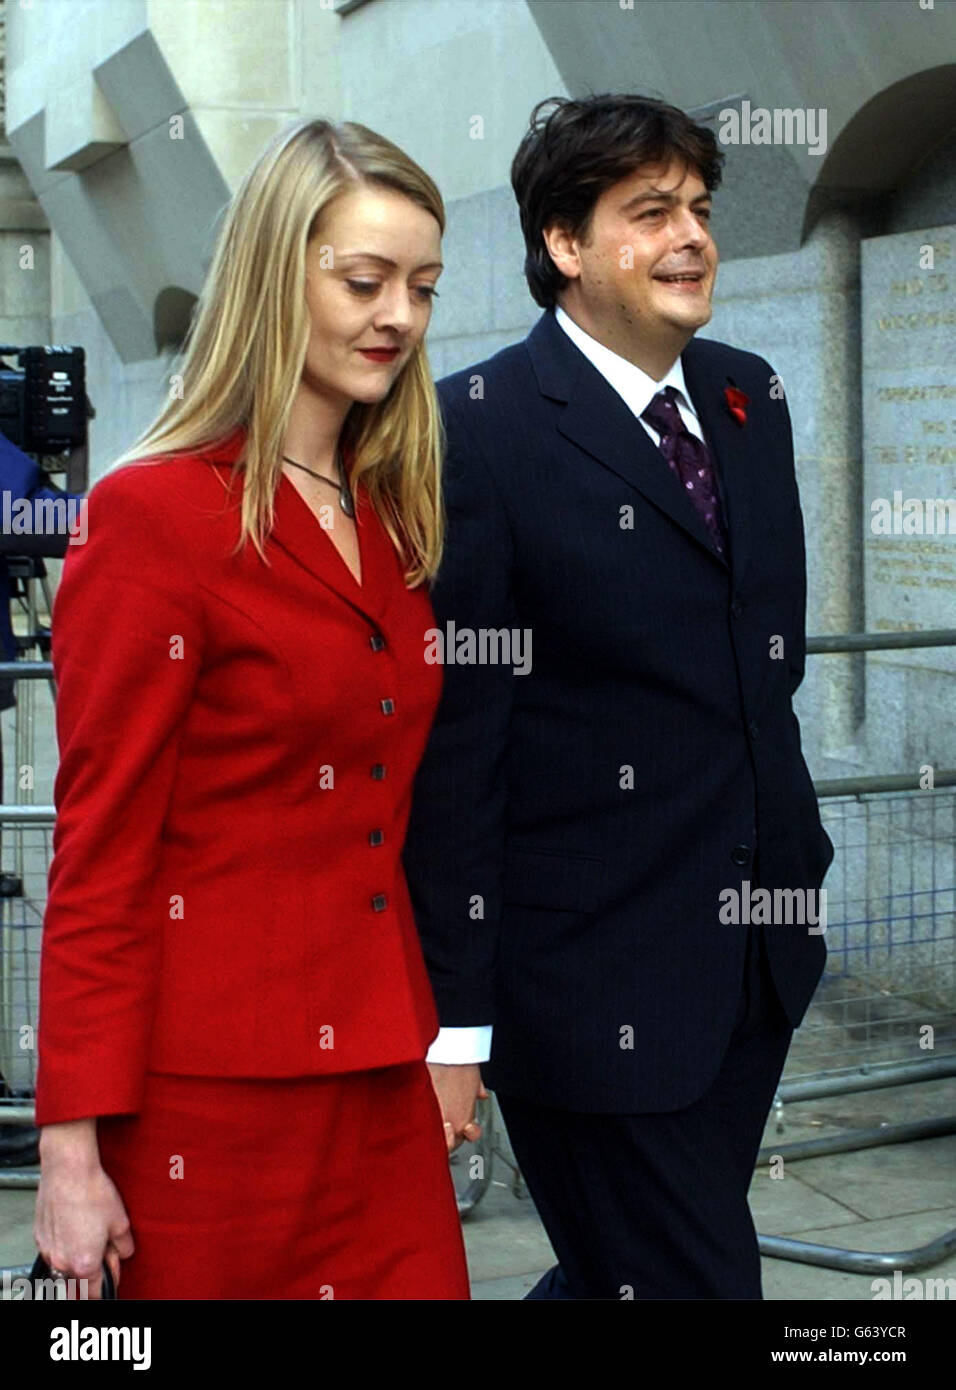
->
xmin=805 ymin=64 xmax=956 ymax=239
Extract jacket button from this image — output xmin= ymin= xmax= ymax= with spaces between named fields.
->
xmin=731 ymin=600 xmax=745 ymax=618
xmin=380 ymin=698 xmax=395 ymax=715
xmin=371 ymin=764 xmax=386 ymax=780
xmin=371 ymin=894 xmax=388 ymax=912
xmin=731 ymin=845 xmax=752 ymax=867
xmin=369 ymin=829 xmax=384 ymax=846
xmin=748 ymin=720 xmax=759 ymax=739
xmin=370 ymin=632 xmax=386 ymax=652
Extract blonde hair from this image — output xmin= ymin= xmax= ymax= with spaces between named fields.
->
xmin=109 ymin=118 xmax=446 ymax=586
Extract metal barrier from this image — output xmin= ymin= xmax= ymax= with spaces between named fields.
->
xmin=0 ymin=573 xmax=58 ymax=1202
xmin=756 ymin=630 xmax=956 ymax=1274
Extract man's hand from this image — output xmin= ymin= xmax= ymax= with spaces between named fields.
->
xmin=427 ymin=1062 xmax=488 ymax=1153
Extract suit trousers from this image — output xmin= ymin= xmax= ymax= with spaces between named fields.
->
xmin=495 ymin=922 xmax=794 ymax=1299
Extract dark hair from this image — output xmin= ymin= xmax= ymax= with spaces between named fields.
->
xmin=511 ymin=94 xmax=724 ymax=310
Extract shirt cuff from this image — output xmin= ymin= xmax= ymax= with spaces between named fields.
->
xmin=425 ymin=1025 xmax=492 ymax=1065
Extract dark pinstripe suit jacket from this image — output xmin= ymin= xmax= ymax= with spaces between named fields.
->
xmin=403 ymin=309 xmax=833 ymax=1113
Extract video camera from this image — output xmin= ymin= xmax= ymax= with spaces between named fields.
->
xmin=0 ymin=344 xmax=92 ymax=507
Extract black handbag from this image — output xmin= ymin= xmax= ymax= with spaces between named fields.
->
xmin=28 ymin=1251 xmax=116 ymax=1299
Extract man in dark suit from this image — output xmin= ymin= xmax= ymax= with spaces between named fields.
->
xmin=403 ymin=94 xmax=834 ymax=1299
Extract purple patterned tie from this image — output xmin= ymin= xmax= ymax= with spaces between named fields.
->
xmin=641 ymin=386 xmax=729 ymax=560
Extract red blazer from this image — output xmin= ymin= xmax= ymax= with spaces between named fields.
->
xmin=34 ymin=427 xmax=443 ymax=1125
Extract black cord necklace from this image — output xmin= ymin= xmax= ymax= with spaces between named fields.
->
xmin=282 ymin=447 xmax=355 ymax=517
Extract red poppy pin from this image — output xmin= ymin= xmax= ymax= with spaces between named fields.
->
xmin=724 ymin=383 xmax=749 ymax=426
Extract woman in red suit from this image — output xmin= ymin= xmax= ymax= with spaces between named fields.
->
xmin=31 ymin=117 xmax=471 ymax=1299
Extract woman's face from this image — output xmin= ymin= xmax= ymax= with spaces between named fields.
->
xmin=301 ymin=184 xmax=443 ymax=409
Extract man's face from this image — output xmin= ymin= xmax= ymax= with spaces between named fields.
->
xmin=546 ymin=157 xmax=718 ymax=372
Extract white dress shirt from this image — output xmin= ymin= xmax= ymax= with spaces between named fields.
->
xmin=554 ymin=303 xmax=705 ymax=443
xmin=425 ymin=305 xmax=703 ymax=1067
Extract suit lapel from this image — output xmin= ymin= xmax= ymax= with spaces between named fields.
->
xmin=205 ymin=425 xmax=390 ymax=626
xmin=271 ymin=474 xmax=391 ymax=626
xmin=680 ymin=340 xmax=754 ymax=588
xmin=527 ymin=311 xmax=754 ymax=581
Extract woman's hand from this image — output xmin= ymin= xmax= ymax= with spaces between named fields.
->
xmin=34 ymin=1120 xmax=134 ymax=1298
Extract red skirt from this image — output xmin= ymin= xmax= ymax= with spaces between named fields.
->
xmin=95 ymin=1060 xmax=470 ymax=1300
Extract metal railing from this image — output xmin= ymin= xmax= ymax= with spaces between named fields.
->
xmin=756 ymin=629 xmax=956 ymax=1275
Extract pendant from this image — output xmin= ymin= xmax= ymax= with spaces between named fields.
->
xmin=335 ymin=445 xmax=355 ymax=517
